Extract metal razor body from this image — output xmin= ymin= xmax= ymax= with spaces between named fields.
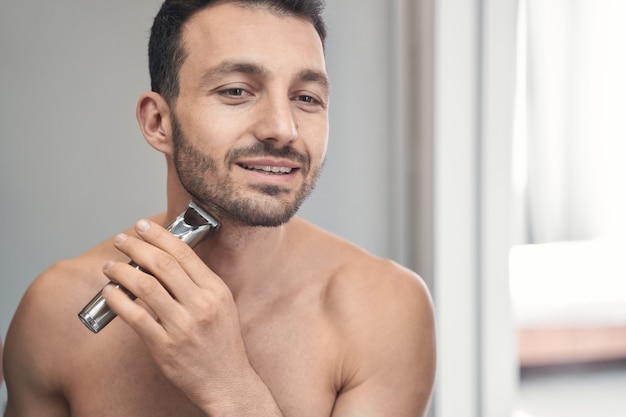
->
xmin=78 ymin=201 xmax=219 ymax=333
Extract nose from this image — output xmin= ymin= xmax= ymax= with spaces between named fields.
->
xmin=252 ymin=94 xmax=298 ymax=145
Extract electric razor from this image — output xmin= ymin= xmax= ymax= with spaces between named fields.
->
xmin=78 ymin=201 xmax=220 ymax=333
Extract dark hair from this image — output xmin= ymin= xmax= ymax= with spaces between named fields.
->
xmin=148 ymin=0 xmax=327 ymax=104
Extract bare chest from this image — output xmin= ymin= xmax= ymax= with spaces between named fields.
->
xmin=66 ymin=309 xmax=340 ymax=417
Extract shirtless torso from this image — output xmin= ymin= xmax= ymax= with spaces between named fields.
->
xmin=4 ymin=216 xmax=435 ymax=416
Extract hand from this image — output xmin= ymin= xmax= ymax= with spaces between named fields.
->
xmin=102 ymin=219 xmax=251 ymax=408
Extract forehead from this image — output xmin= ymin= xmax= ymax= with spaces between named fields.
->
xmin=179 ymin=3 xmax=326 ymax=77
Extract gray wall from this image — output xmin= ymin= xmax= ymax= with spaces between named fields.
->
xmin=0 ymin=0 xmax=396 ymax=400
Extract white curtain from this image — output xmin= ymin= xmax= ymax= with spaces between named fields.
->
xmin=521 ymin=0 xmax=626 ymax=243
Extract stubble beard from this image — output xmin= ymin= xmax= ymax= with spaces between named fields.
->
xmin=170 ymin=113 xmax=323 ymax=228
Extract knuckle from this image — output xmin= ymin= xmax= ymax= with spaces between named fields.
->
xmin=125 ymin=307 xmax=147 ymax=328
xmin=215 ymin=286 xmax=234 ymax=305
xmin=176 ymin=317 xmax=197 ymax=335
xmin=187 ymin=292 xmax=217 ymax=319
xmin=135 ymin=275 xmax=160 ymax=297
xmin=153 ymin=252 xmax=176 ymax=271
xmin=160 ymin=338 xmax=178 ymax=356
xmin=172 ymin=243 xmax=194 ymax=263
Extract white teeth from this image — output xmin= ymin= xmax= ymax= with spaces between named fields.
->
xmin=244 ymin=164 xmax=293 ymax=174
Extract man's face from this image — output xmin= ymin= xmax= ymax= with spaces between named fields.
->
xmin=170 ymin=3 xmax=330 ymax=227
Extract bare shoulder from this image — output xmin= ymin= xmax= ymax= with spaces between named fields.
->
xmin=323 ymin=233 xmax=435 ymax=353
xmin=9 ymin=231 xmax=130 ymax=347
xmin=3 ymin=214 xmax=164 ymax=415
xmin=7 ymin=211 xmax=167 ymax=352
xmin=3 ymin=255 xmax=98 ymax=414
xmin=292 ymin=218 xmax=436 ymax=415
xmin=293 ymin=218 xmax=434 ymax=324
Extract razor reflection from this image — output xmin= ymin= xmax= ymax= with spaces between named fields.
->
xmin=78 ymin=201 xmax=219 ymax=333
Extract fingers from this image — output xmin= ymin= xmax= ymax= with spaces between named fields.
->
xmin=131 ymin=219 xmax=214 ymax=288
xmin=101 ymin=281 xmax=167 ymax=345
xmin=110 ymin=220 xmax=207 ymax=298
xmin=103 ymin=218 xmax=219 ymax=319
xmin=102 ymin=258 xmax=178 ymax=316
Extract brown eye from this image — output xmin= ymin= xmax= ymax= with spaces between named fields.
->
xmin=298 ymin=95 xmax=317 ymax=103
xmin=223 ymin=88 xmax=245 ymax=96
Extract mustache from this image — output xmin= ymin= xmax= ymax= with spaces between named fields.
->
xmin=226 ymin=142 xmax=310 ymax=171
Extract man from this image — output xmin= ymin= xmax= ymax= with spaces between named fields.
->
xmin=3 ymin=1 xmax=436 ymax=416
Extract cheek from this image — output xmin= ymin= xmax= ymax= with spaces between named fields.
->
xmin=313 ymin=138 xmax=328 ymax=164
xmin=304 ymin=118 xmax=329 ymax=163
xmin=184 ymin=111 xmax=242 ymax=151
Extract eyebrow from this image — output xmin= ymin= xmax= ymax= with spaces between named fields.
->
xmin=297 ymin=68 xmax=331 ymax=97
xmin=199 ymin=60 xmax=331 ymax=96
xmin=197 ymin=60 xmax=265 ymax=88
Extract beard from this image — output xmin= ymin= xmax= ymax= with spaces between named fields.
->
xmin=171 ymin=113 xmax=323 ymax=227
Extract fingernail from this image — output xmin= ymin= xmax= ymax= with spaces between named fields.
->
xmin=137 ymin=219 xmax=150 ymax=233
xmin=114 ymin=233 xmax=128 ymax=244
xmin=103 ymin=260 xmax=115 ymax=271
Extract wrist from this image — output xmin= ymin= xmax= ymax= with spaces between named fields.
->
xmin=198 ymin=368 xmax=283 ymax=417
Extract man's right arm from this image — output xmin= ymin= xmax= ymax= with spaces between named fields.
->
xmin=4 ymin=266 xmax=72 ymax=417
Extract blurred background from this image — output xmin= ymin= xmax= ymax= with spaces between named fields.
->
xmin=1 ymin=1 xmax=625 ymax=416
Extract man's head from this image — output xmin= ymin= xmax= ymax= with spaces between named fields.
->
xmin=149 ymin=0 xmax=327 ymax=105
xmin=138 ymin=1 xmax=330 ymax=228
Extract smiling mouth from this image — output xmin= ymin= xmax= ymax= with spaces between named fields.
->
xmin=239 ymin=163 xmax=295 ymax=174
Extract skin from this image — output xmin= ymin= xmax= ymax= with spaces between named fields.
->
xmin=3 ymin=3 xmax=436 ymax=417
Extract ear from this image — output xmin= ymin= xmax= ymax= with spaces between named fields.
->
xmin=136 ymin=92 xmax=174 ymax=155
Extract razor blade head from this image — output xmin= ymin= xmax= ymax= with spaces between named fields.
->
xmin=186 ymin=201 xmax=220 ymax=230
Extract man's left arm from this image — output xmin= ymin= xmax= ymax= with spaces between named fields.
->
xmin=330 ymin=264 xmax=436 ymax=417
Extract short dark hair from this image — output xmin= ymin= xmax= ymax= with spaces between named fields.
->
xmin=148 ymin=0 xmax=327 ymax=104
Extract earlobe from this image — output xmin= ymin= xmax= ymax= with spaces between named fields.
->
xmin=136 ymin=92 xmax=174 ymax=155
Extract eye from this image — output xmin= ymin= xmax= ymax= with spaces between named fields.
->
xmin=215 ymin=86 xmax=254 ymax=104
xmin=297 ymin=95 xmax=318 ymax=104
xmin=293 ymin=93 xmax=327 ymax=111
xmin=220 ymin=88 xmax=247 ymax=97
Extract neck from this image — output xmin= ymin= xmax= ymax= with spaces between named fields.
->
xmin=199 ymin=220 xmax=290 ymax=300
